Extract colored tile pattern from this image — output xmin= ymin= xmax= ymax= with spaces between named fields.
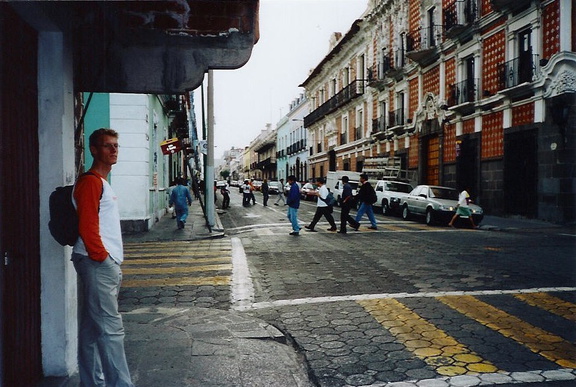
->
xmin=444 ymin=123 xmax=457 ymax=163
xmin=482 ymin=30 xmax=506 ymax=96
xmin=409 ymin=135 xmax=419 ymax=168
xmin=409 ymin=77 xmax=419 ymax=118
xmin=423 ymin=66 xmax=440 ymax=97
xmin=481 ymin=111 xmax=504 ymax=159
xmin=543 ymin=1 xmax=560 ymax=62
xmin=445 ymin=57 xmax=456 ymax=98
xmin=463 ymin=118 xmax=475 ymax=135
xmin=512 ymin=102 xmax=534 ymax=127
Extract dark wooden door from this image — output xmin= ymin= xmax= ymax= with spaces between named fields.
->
xmin=0 ymin=5 xmax=42 ymax=386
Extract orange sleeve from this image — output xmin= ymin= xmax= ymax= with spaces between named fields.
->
xmin=74 ymin=173 xmax=108 ymax=262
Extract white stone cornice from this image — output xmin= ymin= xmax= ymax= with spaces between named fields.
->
xmin=537 ymin=52 xmax=576 ymax=99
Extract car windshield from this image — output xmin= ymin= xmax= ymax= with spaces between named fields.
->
xmin=430 ymin=187 xmax=458 ymax=200
xmin=387 ymin=182 xmax=413 ymax=193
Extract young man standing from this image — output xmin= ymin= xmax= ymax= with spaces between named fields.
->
xmin=286 ymin=175 xmax=301 ymax=235
xmin=354 ymin=173 xmax=378 ymax=230
xmin=305 ymin=177 xmax=337 ymax=232
xmin=72 ymin=128 xmax=133 ymax=387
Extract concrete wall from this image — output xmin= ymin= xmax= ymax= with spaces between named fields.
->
xmin=38 ymin=32 xmax=78 ymax=377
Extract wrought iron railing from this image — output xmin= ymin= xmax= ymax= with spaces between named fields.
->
xmin=388 ymin=108 xmax=405 ymax=128
xmin=445 ymin=0 xmax=478 ymax=31
xmin=448 ymin=78 xmax=478 ymax=105
xmin=378 ymin=55 xmax=394 ymax=79
xmin=355 ymin=125 xmax=363 ymax=141
xmin=407 ymin=25 xmax=444 ymax=52
xmin=499 ymin=55 xmax=539 ymax=89
xmin=304 ymin=80 xmax=365 ymax=127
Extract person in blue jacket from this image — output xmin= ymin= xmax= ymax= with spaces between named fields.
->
xmin=286 ymin=175 xmax=301 ymax=236
xmin=169 ymin=177 xmax=192 ymax=229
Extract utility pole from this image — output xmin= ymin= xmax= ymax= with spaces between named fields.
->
xmin=205 ymin=70 xmax=215 ymax=227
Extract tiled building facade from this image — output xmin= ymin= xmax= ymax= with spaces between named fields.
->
xmin=302 ymin=0 xmax=575 ymax=223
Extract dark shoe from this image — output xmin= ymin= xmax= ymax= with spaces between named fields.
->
xmin=353 ymin=225 xmax=360 ymax=231
xmin=289 ymin=232 xmax=300 ymax=236
xmin=368 ymin=226 xmax=378 ymax=230
xmin=304 ymin=226 xmax=316 ymax=232
xmin=337 ymin=230 xmax=347 ymax=234
xmin=274 ymin=203 xmax=279 ymax=206
xmin=327 ymin=227 xmax=337 ymax=231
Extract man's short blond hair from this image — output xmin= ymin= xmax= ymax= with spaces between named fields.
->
xmin=89 ymin=128 xmax=118 ymax=148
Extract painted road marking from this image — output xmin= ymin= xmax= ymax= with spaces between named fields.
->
xmin=122 ymin=257 xmax=230 ymax=265
xmin=122 ymin=240 xmax=233 ymax=288
xmin=438 ymin=295 xmax=576 ymax=368
xmin=122 ymin=276 xmax=230 ymax=288
xmin=359 ymin=298 xmax=498 ymax=376
xmin=514 ymin=292 xmax=576 ymax=322
xmin=122 ymin=264 xmax=232 ymax=275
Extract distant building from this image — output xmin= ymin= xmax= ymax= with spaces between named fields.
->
xmin=251 ymin=124 xmax=277 ymax=180
xmin=276 ymin=94 xmax=310 ymax=182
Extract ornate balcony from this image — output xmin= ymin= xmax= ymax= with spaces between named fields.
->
xmin=498 ymin=54 xmax=540 ymax=97
xmin=406 ymin=26 xmax=443 ymax=66
xmin=445 ymin=0 xmax=479 ymax=41
xmin=304 ymin=80 xmax=365 ymax=127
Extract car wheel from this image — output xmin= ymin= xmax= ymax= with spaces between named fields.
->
xmin=382 ymin=200 xmax=390 ymax=215
xmin=425 ymin=208 xmax=435 ymax=226
xmin=402 ymin=204 xmax=410 ymax=220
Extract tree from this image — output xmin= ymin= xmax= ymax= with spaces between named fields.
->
xmin=220 ymin=170 xmax=230 ymax=180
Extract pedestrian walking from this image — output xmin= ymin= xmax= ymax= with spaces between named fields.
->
xmin=220 ymin=185 xmax=231 ymax=209
xmin=274 ymin=178 xmax=286 ymax=206
xmin=448 ymin=187 xmax=478 ymax=228
xmin=170 ymin=177 xmax=193 ymax=229
xmin=262 ymin=178 xmax=270 ymax=206
xmin=354 ymin=173 xmax=378 ymax=230
xmin=242 ymin=180 xmax=252 ymax=207
xmin=286 ymin=175 xmax=301 ymax=235
xmin=338 ymin=175 xmax=360 ymax=234
xmin=249 ymin=179 xmax=257 ymax=205
xmin=167 ymin=179 xmax=177 ymax=218
xmin=305 ymin=177 xmax=337 ymax=232
xmin=72 ymin=128 xmax=134 ymax=387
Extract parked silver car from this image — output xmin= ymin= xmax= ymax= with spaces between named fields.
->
xmin=373 ymin=180 xmax=414 ymax=215
xmin=401 ymin=185 xmax=484 ymax=226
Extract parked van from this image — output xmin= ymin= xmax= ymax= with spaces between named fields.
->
xmin=326 ymin=171 xmax=362 ymax=206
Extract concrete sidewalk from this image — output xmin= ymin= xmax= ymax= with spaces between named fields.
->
xmin=39 ymin=202 xmax=313 ymax=387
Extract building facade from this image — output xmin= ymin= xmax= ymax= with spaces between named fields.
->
xmin=251 ymin=124 xmax=277 ymax=181
xmin=302 ymin=0 xmax=575 ymax=223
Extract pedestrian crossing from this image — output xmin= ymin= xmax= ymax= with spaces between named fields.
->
xmin=121 ymin=240 xmax=233 ymax=288
xmin=358 ymin=291 xmax=576 ymax=379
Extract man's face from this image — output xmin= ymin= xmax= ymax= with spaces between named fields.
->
xmin=91 ymin=135 xmax=119 ymax=166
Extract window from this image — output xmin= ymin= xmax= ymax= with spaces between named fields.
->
xmin=356 ymin=109 xmax=364 ymax=140
xmin=341 ymin=116 xmax=348 ymax=145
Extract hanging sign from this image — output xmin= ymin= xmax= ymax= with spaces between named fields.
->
xmin=198 ymin=140 xmax=208 ymax=155
xmin=160 ymin=137 xmax=182 ymax=155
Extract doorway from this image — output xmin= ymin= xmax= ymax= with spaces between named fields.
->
xmin=0 ymin=5 xmax=42 ymax=385
xmin=504 ymin=129 xmax=538 ymax=217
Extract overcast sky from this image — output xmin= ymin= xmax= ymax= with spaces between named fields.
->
xmin=194 ymin=0 xmax=368 ymax=159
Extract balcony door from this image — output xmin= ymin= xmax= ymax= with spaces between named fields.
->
xmin=518 ymin=29 xmax=533 ymax=84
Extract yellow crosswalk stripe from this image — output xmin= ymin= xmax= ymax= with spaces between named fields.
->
xmin=514 ymin=293 xmax=576 ymax=322
xmin=122 ymin=276 xmax=230 ymax=288
xmin=358 ymin=298 xmax=498 ymax=376
xmin=122 ymin=264 xmax=232 ymax=275
xmin=438 ymin=295 xmax=576 ymax=368
xmin=121 ymin=240 xmax=232 ymax=288
xmin=124 ymin=251 xmax=230 ymax=258
xmin=122 ymin=257 xmax=230 ymax=265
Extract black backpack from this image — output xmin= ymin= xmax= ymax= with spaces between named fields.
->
xmin=48 ymin=172 xmax=100 ymax=246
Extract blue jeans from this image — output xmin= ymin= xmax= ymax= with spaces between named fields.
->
xmin=72 ymin=253 xmax=133 ymax=387
xmin=287 ymin=206 xmax=300 ymax=232
xmin=355 ymin=202 xmax=377 ymax=228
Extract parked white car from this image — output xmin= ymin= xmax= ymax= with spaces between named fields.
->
xmin=373 ymin=180 xmax=414 ymax=216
